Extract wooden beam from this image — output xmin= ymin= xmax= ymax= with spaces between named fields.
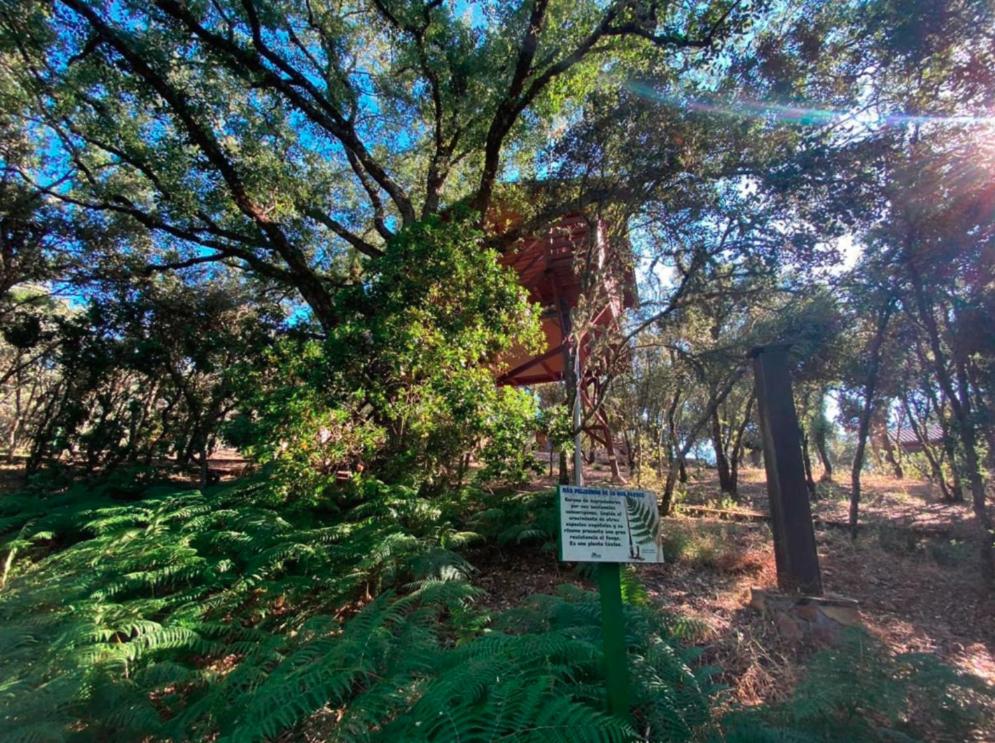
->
xmin=751 ymin=345 xmax=822 ymax=595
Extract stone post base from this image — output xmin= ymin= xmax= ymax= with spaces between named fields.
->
xmin=750 ymin=587 xmax=861 ymax=644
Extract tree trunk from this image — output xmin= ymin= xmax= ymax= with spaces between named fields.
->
xmin=622 ymin=428 xmax=635 ymax=472
xmin=711 ymin=408 xmax=735 ymax=495
xmin=913 ymin=345 xmax=965 ymax=501
xmin=810 ymin=389 xmax=833 ymax=482
xmin=850 ymin=299 xmax=894 ymax=539
xmin=908 ymin=264 xmax=992 ymax=583
xmin=661 ymin=460 xmax=679 ymax=515
xmin=902 ymin=394 xmax=954 ymax=500
xmin=801 ymin=429 xmax=818 ymax=500
xmin=730 ymin=392 xmax=754 ymax=492
xmin=661 ymin=367 xmax=747 ymax=514
xmin=664 ymin=388 xmax=687 ymax=484
xmin=6 ymin=364 xmax=23 ymax=461
xmin=656 ymin=429 xmax=666 ymax=482
xmin=814 ymin=434 xmax=833 ymax=482
xmin=198 ymin=446 xmax=210 ymax=490
xmin=878 ymin=415 xmax=904 ymax=479
xmin=815 ymin=438 xmax=833 ymax=482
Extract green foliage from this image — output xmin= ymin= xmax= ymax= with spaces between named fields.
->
xmin=7 ymin=474 xmax=984 ymax=743
xmin=619 ymin=565 xmax=651 ymax=608
xmin=475 ymin=388 xmax=543 ymax=487
xmin=659 ymin=523 xmax=693 ymax=564
xmin=719 ymin=629 xmax=993 ymax=742
xmin=657 ymin=521 xmax=757 ymax=572
xmin=0 ymin=476 xmax=466 ymax=741
xmin=468 ymin=487 xmax=558 ymax=548
xmin=0 ymin=475 xmax=722 ymax=742
xmin=15 ymin=277 xmax=278 ymax=475
xmin=541 ymin=403 xmax=576 ymax=456
xmin=928 ymin=537 xmax=973 ymax=567
xmin=462 ymin=584 xmax=716 ymax=743
xmin=875 ymin=523 xmax=924 ymax=557
xmin=228 ymin=212 xmax=541 ymax=494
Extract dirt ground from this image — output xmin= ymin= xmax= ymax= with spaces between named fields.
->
xmin=478 ymin=459 xmax=995 ymax=733
xmin=5 ymin=453 xmax=992 ymax=734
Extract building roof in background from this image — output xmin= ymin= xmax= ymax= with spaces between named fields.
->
xmin=894 ymin=423 xmax=944 ymax=446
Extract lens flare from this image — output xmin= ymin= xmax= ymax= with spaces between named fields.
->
xmin=626 ymin=81 xmax=995 ymax=129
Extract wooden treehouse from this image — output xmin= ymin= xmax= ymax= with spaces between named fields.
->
xmin=494 ymin=211 xmax=637 ymax=481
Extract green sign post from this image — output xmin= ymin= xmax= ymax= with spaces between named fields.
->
xmin=597 ymin=562 xmax=629 ymax=718
xmin=557 ymin=485 xmax=662 ymax=720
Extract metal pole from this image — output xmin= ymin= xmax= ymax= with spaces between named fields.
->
xmin=572 ymin=322 xmax=629 ymax=719
xmin=598 ymin=561 xmax=629 ymax=719
xmin=573 ymin=333 xmax=584 ymax=487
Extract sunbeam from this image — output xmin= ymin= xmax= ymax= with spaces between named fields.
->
xmin=626 ymin=81 xmax=995 ymax=129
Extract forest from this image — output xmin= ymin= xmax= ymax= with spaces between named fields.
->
xmin=0 ymin=0 xmax=993 ymax=741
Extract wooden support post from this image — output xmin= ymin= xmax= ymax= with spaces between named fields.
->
xmin=557 ymin=296 xmax=574 ymax=486
xmin=573 ymin=331 xmax=584 ymax=487
xmin=751 ymin=345 xmax=823 ymax=595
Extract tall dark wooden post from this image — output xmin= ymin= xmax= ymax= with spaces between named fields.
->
xmin=750 ymin=344 xmax=823 ymax=595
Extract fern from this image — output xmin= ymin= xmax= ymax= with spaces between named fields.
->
xmin=0 ymin=475 xmax=724 ymax=742
xmin=468 ymin=488 xmax=558 ymax=548
xmin=624 ymin=494 xmax=660 ymax=544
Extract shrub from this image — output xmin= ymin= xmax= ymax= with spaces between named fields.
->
xmin=0 ymin=476 xmax=467 ymax=741
xmin=659 ymin=521 xmax=693 ymax=563
xmin=468 ymin=487 xmax=558 ymax=548
xmin=875 ymin=523 xmax=924 ymax=557
xmin=227 ymin=211 xmax=542 ymax=495
xmin=929 ymin=537 xmax=973 ymax=566
xmin=719 ymin=629 xmax=993 ymax=742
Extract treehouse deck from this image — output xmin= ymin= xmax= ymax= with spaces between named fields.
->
xmin=494 ymin=211 xmax=637 ymax=481
xmin=496 ymin=213 xmax=636 ymax=387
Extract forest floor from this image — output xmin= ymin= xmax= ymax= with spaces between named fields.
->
xmin=3 ymin=455 xmax=991 ymax=736
xmin=478 ymin=460 xmax=995 ymax=728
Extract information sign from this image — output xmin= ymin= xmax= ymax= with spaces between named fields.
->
xmin=558 ymin=486 xmax=662 ymax=563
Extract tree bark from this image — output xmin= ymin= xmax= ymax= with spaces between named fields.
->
xmin=850 ymin=299 xmax=894 ymax=539
xmin=711 ymin=407 xmax=736 ymax=495
xmin=902 ymin=394 xmax=954 ymax=500
xmin=907 ymin=264 xmax=993 ymax=583
xmin=677 ymin=455 xmax=689 ymax=484
xmin=661 ymin=367 xmax=746 ymax=514
xmin=664 ymin=387 xmax=686 ymax=486
xmin=730 ymin=392 xmax=754 ymax=496
xmin=801 ymin=428 xmax=818 ymax=500
xmin=814 ymin=433 xmax=833 ymax=482
xmin=877 ymin=412 xmax=904 ymax=479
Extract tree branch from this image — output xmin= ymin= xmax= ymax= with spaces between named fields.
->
xmin=60 ymin=0 xmax=341 ymax=328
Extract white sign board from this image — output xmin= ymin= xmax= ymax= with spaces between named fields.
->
xmin=558 ymin=486 xmax=662 ymax=563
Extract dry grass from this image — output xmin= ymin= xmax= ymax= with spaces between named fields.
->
xmin=639 ymin=466 xmax=994 ymax=730
xmin=528 ymin=458 xmax=993 ymax=730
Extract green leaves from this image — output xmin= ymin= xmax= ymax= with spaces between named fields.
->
xmin=625 ymin=494 xmax=660 ymax=543
xmin=0 ymin=472 xmax=724 ymax=743
xmin=0 ymin=476 xmax=454 ymax=741
xmin=227 ymin=210 xmax=541 ymax=493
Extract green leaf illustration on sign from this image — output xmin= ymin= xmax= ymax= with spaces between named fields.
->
xmin=625 ymin=495 xmax=659 ymax=543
